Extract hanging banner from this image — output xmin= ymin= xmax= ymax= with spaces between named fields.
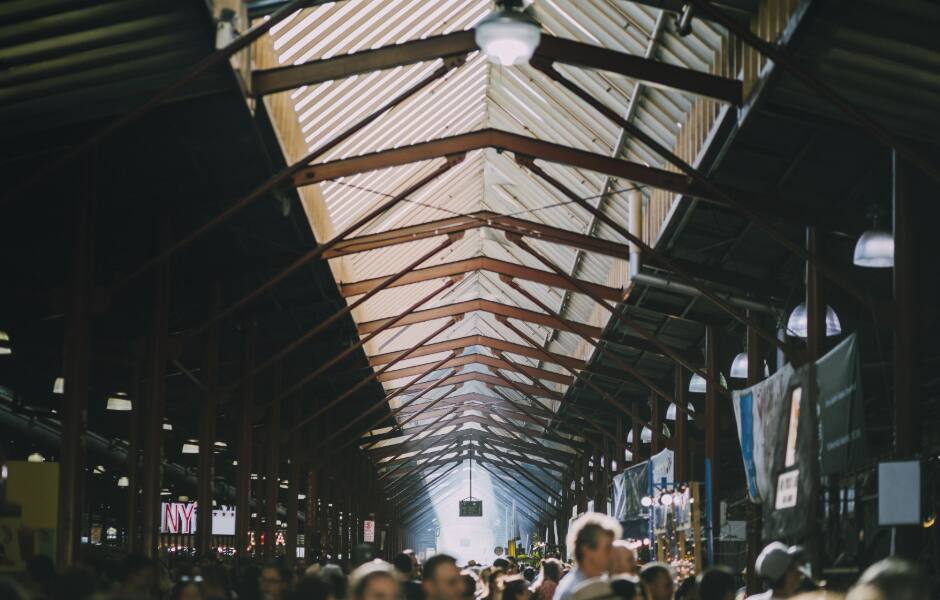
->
xmin=816 ymin=334 xmax=866 ymax=475
xmin=363 ymin=520 xmax=375 ymax=543
xmin=732 ymin=363 xmax=795 ymax=503
xmin=762 ymin=367 xmax=819 ymax=541
xmin=160 ymin=503 xmax=236 ymax=535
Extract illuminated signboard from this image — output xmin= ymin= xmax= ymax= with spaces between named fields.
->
xmin=160 ymin=503 xmax=236 ymax=535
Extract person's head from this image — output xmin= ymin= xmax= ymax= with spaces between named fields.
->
xmin=565 ymin=513 xmax=622 ymax=576
xmin=260 ymin=563 xmax=292 ymax=600
xmin=501 ymin=575 xmax=531 ymax=600
xmin=696 ymin=567 xmax=736 ymax=600
xmin=493 ymin=558 xmax=510 ymax=570
xmin=320 ymin=564 xmax=348 ymax=600
xmin=507 ymin=557 xmax=520 ymax=575
xmin=201 ymin=564 xmax=233 ymax=600
xmin=459 ymin=571 xmax=478 ymax=600
xmin=494 ymin=547 xmax=505 ymax=557
xmin=422 ymin=555 xmax=462 ymax=600
xmin=755 ymin=543 xmax=805 ymax=598
xmin=675 ymin=576 xmax=696 ymax=600
xmin=171 ymin=578 xmax=206 ymax=600
xmin=523 ymin=567 xmax=536 ymax=583
xmin=394 ymin=553 xmax=418 ymax=580
xmin=121 ymin=554 xmax=156 ymax=593
xmin=610 ymin=541 xmax=637 ymax=576
xmin=541 ymin=559 xmax=563 ymax=584
xmin=846 ymin=558 xmax=929 ymax=600
xmin=287 ymin=576 xmax=335 ymax=600
xmin=350 ymin=560 xmax=400 ymax=600
xmin=639 ymin=564 xmax=674 ymax=600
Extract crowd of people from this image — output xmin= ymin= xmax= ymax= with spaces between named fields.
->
xmin=0 ymin=513 xmax=929 ymax=600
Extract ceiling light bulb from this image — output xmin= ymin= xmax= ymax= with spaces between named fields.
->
xmin=27 ymin=452 xmax=45 ymax=463
xmin=640 ymin=496 xmax=652 ymax=508
xmin=660 ymin=493 xmax=673 ymax=506
xmin=117 ymin=476 xmax=130 ymax=488
xmin=53 ymin=377 xmax=65 ymax=394
xmin=853 ymin=228 xmax=893 ymax=268
xmin=666 ymin=402 xmax=695 ymax=421
xmin=474 ymin=5 xmax=541 ymax=66
xmin=181 ymin=441 xmax=199 ymax=454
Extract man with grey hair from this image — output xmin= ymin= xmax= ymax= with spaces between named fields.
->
xmin=553 ymin=513 xmax=623 ymax=600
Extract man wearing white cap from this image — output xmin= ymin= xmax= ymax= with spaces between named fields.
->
xmin=747 ymin=542 xmax=808 ymax=600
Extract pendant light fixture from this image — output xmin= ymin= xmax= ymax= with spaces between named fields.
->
xmin=729 ymin=352 xmax=770 ymax=379
xmin=106 ymin=391 xmax=132 ymax=411
xmin=117 ymin=476 xmax=130 ymax=488
xmin=786 ymin=302 xmax=842 ymax=338
xmin=27 ymin=452 xmax=45 ymax=463
xmin=688 ymin=372 xmax=727 ymax=393
xmin=853 ymin=229 xmax=893 ymax=267
xmin=181 ymin=440 xmax=199 ymax=454
xmin=0 ymin=330 xmax=11 ymax=355
xmin=53 ymin=377 xmax=65 ymax=394
xmin=475 ymin=0 xmax=541 ymax=66
xmin=854 ymin=206 xmax=893 ymax=268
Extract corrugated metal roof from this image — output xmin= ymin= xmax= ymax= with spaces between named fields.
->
xmin=265 ymin=0 xmax=728 ymax=505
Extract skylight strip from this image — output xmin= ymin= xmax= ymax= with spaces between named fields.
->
xmin=280 ymin=0 xmax=358 ymax=63
xmin=274 ymin=3 xmax=333 ymax=50
xmin=269 ymin=7 xmax=303 ymax=36
xmin=292 ymin=0 xmax=386 ymax=64
xmin=325 ymin=0 xmax=407 ymax=57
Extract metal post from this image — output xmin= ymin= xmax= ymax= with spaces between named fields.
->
xmin=893 ymin=151 xmax=923 ymax=557
xmin=141 ymin=221 xmax=171 ymax=558
xmin=674 ymin=366 xmax=687 ymax=482
xmin=704 ymin=325 xmax=719 ymax=545
xmin=631 ymin=403 xmax=642 ymax=464
xmin=235 ymin=322 xmax=256 ymax=556
xmin=264 ymin=368 xmax=282 ymax=559
xmin=286 ymin=395 xmax=302 ymax=567
xmin=306 ymin=467 xmax=318 ymax=560
xmin=650 ymin=390 xmax=662 ymax=455
xmin=197 ymin=285 xmax=220 ymax=557
xmin=57 ymin=158 xmax=95 ymax=566
xmin=745 ymin=317 xmax=762 ymax=593
xmin=127 ymin=347 xmax=144 ymax=553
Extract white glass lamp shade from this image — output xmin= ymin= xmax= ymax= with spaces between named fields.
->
xmin=688 ymin=372 xmax=727 ymax=393
xmin=474 ymin=8 xmax=541 ymax=66
xmin=0 ymin=330 xmax=11 ymax=355
xmin=53 ymin=377 xmax=65 ymax=394
xmin=106 ymin=392 xmax=132 ymax=411
xmin=729 ymin=352 xmax=749 ymax=378
xmin=27 ymin=452 xmax=45 ymax=463
xmin=786 ymin=302 xmax=842 ymax=338
xmin=162 ymin=420 xmax=173 ymax=431
xmin=666 ymin=402 xmax=694 ymax=421
xmin=117 ymin=476 xmax=130 ymax=488
xmin=853 ymin=229 xmax=894 ymax=268
xmin=181 ymin=440 xmax=199 ymax=454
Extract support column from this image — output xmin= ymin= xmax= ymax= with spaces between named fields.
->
xmin=704 ymin=325 xmax=719 ymax=555
xmin=806 ymin=228 xmax=825 ymax=362
xmin=650 ymin=390 xmax=662 ymax=454
xmin=127 ymin=348 xmax=144 ymax=553
xmin=57 ymin=160 xmax=95 ymax=566
xmin=306 ymin=467 xmax=318 ymax=560
xmin=631 ymin=402 xmax=642 ymax=464
xmin=893 ymin=151 xmax=923 ymax=557
xmin=745 ymin=318 xmax=762 ymax=594
xmin=674 ymin=366 xmax=687 ymax=482
xmin=286 ymin=395 xmax=302 ymax=567
xmin=264 ymin=368 xmax=282 ymax=559
xmin=141 ymin=222 xmax=171 ymax=558
xmin=235 ymin=322 xmax=256 ymax=556
xmin=197 ymin=285 xmax=220 ymax=557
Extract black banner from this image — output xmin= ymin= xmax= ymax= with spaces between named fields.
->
xmin=816 ymin=334 xmax=866 ymax=476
